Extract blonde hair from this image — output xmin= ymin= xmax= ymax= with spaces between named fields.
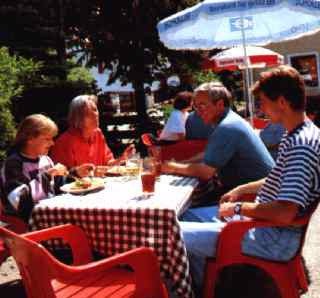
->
xmin=68 ymin=94 xmax=98 ymax=130
xmin=14 ymin=114 xmax=58 ymax=149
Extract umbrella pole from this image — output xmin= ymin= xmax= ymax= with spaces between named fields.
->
xmin=240 ymin=15 xmax=254 ymax=126
xmin=249 ymin=67 xmax=255 ymax=116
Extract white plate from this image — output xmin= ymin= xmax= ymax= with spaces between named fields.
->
xmin=60 ymin=178 xmax=105 ymax=194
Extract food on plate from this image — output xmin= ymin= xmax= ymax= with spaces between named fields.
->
xmin=71 ymin=177 xmax=93 ymax=189
xmin=60 ymin=177 xmax=105 ymax=193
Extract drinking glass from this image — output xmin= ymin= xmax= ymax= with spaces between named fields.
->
xmin=140 ymin=157 xmax=156 ymax=196
xmin=126 ymin=153 xmax=142 ymax=176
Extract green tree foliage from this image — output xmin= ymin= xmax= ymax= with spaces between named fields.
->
xmin=0 ymin=2 xmax=98 ymax=131
xmin=67 ymin=65 xmax=95 ymax=84
xmin=0 ymin=1 xmax=204 ymax=132
xmin=63 ymin=0 xmax=203 ymax=122
xmin=0 ymin=47 xmax=41 ymax=161
xmin=14 ymin=59 xmax=97 ymax=130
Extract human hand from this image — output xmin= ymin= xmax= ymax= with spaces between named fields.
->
xmin=94 ymin=166 xmax=107 ymax=177
xmin=122 ymin=144 xmax=136 ymax=160
xmin=218 ymin=202 xmax=236 ymax=219
xmin=220 ymin=187 xmax=241 ymax=203
xmin=47 ymin=163 xmax=68 ymax=177
xmin=76 ymin=163 xmax=95 ymax=178
xmin=160 ymin=161 xmax=175 ymax=174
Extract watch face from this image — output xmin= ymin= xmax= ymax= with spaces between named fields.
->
xmin=234 ymin=203 xmax=242 ymax=215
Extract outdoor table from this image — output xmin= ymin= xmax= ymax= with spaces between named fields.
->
xmin=30 ymin=174 xmax=198 ymax=298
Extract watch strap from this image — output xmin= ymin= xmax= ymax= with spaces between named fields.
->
xmin=234 ymin=202 xmax=242 ymax=215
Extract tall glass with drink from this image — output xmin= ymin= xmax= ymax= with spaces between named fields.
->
xmin=141 ymin=157 xmax=156 ymax=197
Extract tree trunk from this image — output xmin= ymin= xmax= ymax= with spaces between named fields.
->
xmin=56 ymin=0 xmax=67 ymax=67
xmin=133 ymin=80 xmax=148 ymax=125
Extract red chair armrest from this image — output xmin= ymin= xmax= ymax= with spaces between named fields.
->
xmin=25 ymin=224 xmax=92 ymax=264
xmin=216 ymin=216 xmax=309 ymax=259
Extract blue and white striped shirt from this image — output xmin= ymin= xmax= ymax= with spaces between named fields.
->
xmin=256 ymin=120 xmax=320 ymax=212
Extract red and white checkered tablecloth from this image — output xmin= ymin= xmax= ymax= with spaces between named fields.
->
xmin=31 ymin=174 xmax=198 ymax=298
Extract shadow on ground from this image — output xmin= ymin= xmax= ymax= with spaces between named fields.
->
xmin=214 ymin=259 xmax=310 ymax=298
xmin=0 ymin=279 xmax=26 ymax=297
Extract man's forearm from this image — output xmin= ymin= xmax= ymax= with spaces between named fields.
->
xmin=220 ymin=200 xmax=299 ymax=224
xmin=162 ymin=161 xmax=216 ymax=181
xmin=182 ymin=152 xmax=204 ymax=163
xmin=235 ymin=178 xmax=266 ymax=195
xmin=240 ymin=200 xmax=299 ymax=224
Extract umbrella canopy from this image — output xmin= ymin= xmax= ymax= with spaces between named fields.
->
xmin=157 ymin=0 xmax=320 ymax=123
xmin=203 ymin=46 xmax=284 ymax=72
xmin=157 ymin=0 xmax=320 ymax=50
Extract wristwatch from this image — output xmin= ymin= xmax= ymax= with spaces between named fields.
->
xmin=234 ymin=202 xmax=242 ymax=215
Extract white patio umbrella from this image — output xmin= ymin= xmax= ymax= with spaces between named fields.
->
xmin=157 ymin=0 xmax=320 ymax=124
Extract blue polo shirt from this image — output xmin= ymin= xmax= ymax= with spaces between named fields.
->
xmin=204 ymin=108 xmax=274 ymax=189
xmin=185 ymin=111 xmax=214 ymax=140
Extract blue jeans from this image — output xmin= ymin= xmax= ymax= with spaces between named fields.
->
xmin=180 ymin=206 xmax=302 ymax=294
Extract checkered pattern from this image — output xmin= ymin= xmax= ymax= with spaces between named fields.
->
xmin=31 ymin=175 xmax=198 ymax=298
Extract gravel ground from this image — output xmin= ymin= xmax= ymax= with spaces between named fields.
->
xmin=301 ymin=206 xmax=320 ymax=298
xmin=1 ymin=207 xmax=320 ymax=297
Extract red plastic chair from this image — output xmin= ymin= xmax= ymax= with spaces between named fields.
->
xmin=203 ymin=197 xmax=318 ymax=298
xmin=141 ymin=133 xmax=155 ymax=147
xmin=160 ymin=139 xmax=208 ymax=162
xmin=252 ymin=117 xmax=269 ymax=129
xmin=0 ymin=224 xmax=168 ymax=298
xmin=0 ymin=199 xmax=28 ymax=265
xmin=0 ymin=222 xmax=9 ymax=264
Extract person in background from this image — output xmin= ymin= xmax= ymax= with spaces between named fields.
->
xmin=0 ymin=114 xmax=68 ymax=222
xmin=185 ymin=108 xmax=214 ymax=140
xmin=259 ymin=122 xmax=286 ymax=161
xmin=158 ymin=91 xmax=193 ymax=142
xmin=307 ymin=110 xmax=320 ymax=127
xmin=162 ymin=82 xmax=274 ymax=207
xmin=145 ymin=86 xmax=155 ymax=109
xmin=181 ymin=65 xmax=320 ymax=296
xmin=50 ymin=95 xmax=135 ymax=177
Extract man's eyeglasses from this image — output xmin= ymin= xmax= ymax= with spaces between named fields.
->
xmin=193 ymin=102 xmax=211 ymax=111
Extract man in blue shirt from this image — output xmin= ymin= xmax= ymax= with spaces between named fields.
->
xmin=185 ymin=110 xmax=213 ymax=140
xmin=162 ymin=81 xmax=274 ymax=206
xmin=259 ymin=122 xmax=286 ymax=160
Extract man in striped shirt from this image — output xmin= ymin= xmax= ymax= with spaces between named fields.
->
xmin=180 ymin=65 xmax=320 ymax=295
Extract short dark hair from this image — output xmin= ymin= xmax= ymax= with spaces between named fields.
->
xmin=173 ymin=91 xmax=193 ymax=110
xmin=252 ymin=65 xmax=306 ymax=111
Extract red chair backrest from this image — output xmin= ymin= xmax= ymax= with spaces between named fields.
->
xmin=0 ymin=227 xmax=58 ymax=298
xmin=0 ymin=200 xmax=28 ymax=234
xmin=0 ymin=189 xmax=28 ymax=265
xmin=160 ymin=139 xmax=208 ymax=162
xmin=293 ymin=199 xmax=320 ymax=256
xmin=252 ymin=117 xmax=269 ymax=129
xmin=141 ymin=133 xmax=154 ymax=146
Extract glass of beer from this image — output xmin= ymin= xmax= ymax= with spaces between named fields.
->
xmin=126 ymin=154 xmax=142 ymax=177
xmin=141 ymin=157 xmax=156 ymax=196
